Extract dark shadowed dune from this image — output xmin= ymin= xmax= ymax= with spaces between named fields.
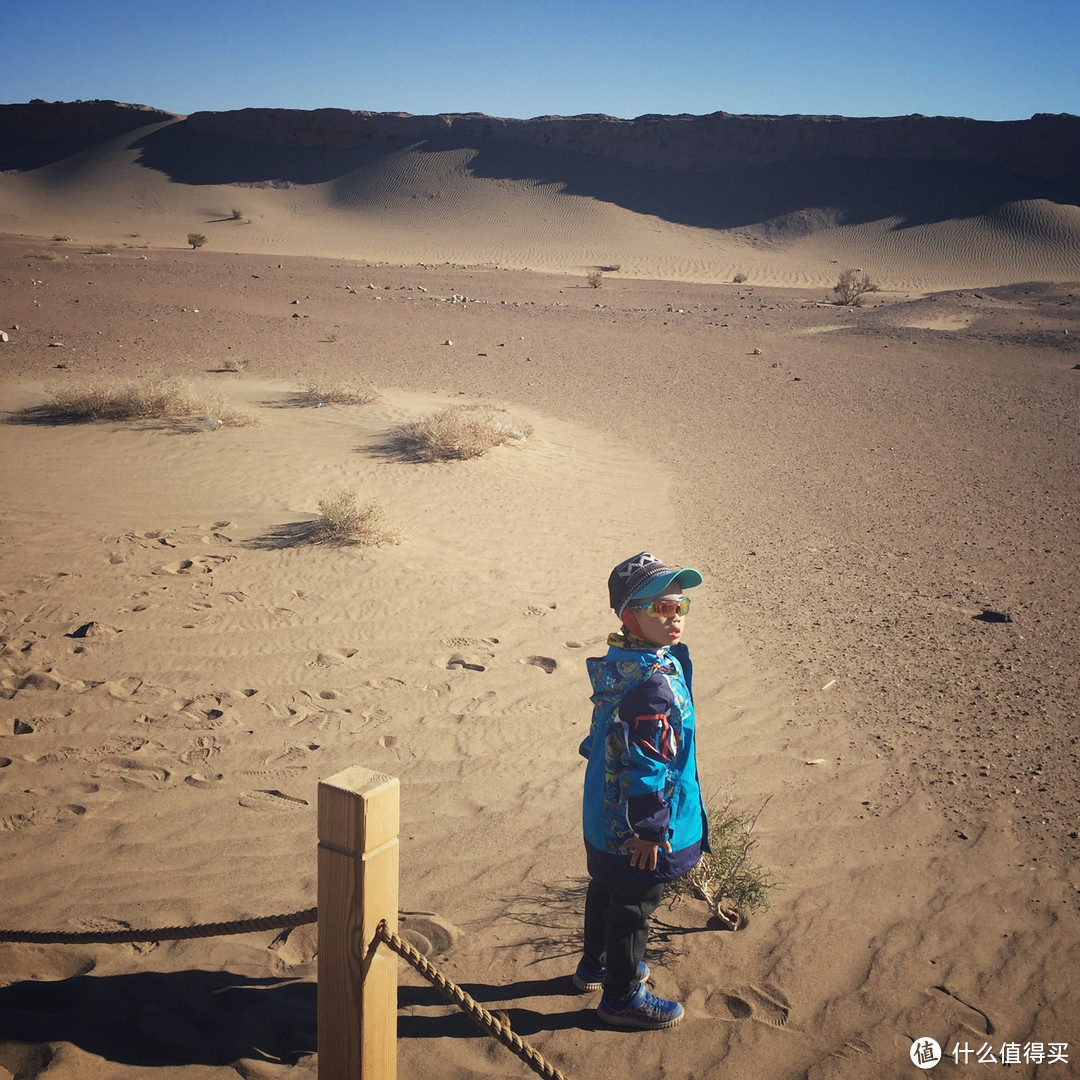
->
xmin=123 ymin=120 xmax=1073 ymax=234
xmin=0 ymin=100 xmax=176 ymax=170
xmin=2 ymin=101 xmax=1079 ymax=285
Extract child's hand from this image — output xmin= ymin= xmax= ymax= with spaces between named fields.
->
xmin=626 ymin=837 xmax=672 ymax=871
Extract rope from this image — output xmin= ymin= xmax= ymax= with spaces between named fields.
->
xmin=376 ymin=920 xmax=571 ymax=1080
xmin=0 ymin=907 xmax=317 ymax=944
xmin=0 ymin=911 xmax=572 ymax=1080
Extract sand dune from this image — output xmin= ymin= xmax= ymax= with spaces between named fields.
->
xmin=2 ymin=102 xmax=1079 ymax=289
xmin=0 ymin=101 xmax=1078 ymax=1079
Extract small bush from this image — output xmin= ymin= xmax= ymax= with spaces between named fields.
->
xmin=188 ymin=233 xmax=208 ymax=249
xmin=389 ymin=405 xmax=532 ymax=461
xmin=833 ymin=268 xmax=879 ymax=305
xmin=732 ymin=271 xmax=748 ymax=284
xmin=230 ymin=208 xmax=243 ymax=220
xmin=50 ymin=374 xmax=195 ymax=420
xmin=294 ymin=380 xmax=379 ymax=406
xmin=199 ymin=393 xmax=258 ymax=428
xmin=667 ymin=797 xmax=775 ymax=928
xmin=46 ymin=374 xmax=256 ymax=426
xmin=309 ymin=489 xmax=404 ymax=547
xmin=586 ymin=269 xmax=604 ymax=289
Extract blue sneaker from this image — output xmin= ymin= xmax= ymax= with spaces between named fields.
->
xmin=597 ymin=982 xmax=684 ymax=1029
xmin=571 ymin=956 xmax=651 ymax=992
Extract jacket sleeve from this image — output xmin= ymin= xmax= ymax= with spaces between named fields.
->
xmin=617 ymin=675 xmax=677 ymax=842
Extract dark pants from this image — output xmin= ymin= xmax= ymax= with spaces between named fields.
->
xmin=583 ymin=878 xmax=666 ymax=999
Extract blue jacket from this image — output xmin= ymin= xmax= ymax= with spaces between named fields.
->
xmin=580 ymin=638 xmax=707 ymax=885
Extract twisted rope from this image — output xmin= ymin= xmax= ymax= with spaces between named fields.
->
xmin=0 ymin=911 xmax=571 ymax=1080
xmin=376 ymin=921 xmax=570 ymax=1080
xmin=0 ymin=907 xmax=317 ymax=944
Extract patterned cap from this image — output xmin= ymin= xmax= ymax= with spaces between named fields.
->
xmin=607 ymin=552 xmax=703 ymax=616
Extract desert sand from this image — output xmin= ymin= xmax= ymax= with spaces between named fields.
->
xmin=0 ymin=104 xmax=1079 ymax=1080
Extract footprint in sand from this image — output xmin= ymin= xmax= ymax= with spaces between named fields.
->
xmin=10 ymin=668 xmax=64 ymax=693
xmin=444 ymin=637 xmax=498 ymax=673
xmin=238 ymin=789 xmax=309 ymax=811
xmin=398 ymin=912 xmax=461 ymax=958
xmin=444 ymin=636 xmax=500 ymax=649
xmin=288 ymin=709 xmax=353 ymax=733
xmin=309 ymin=648 xmax=358 ymax=668
xmin=103 ymin=675 xmax=144 ymax=699
xmin=180 ymin=734 xmax=222 ymax=767
xmin=153 ymin=554 xmax=235 ymax=576
xmin=184 ymin=772 xmax=224 ymax=788
xmin=125 ymin=590 xmax=157 ymax=614
xmin=96 ymin=757 xmax=172 ymax=789
xmin=270 ymin=923 xmax=318 ymax=969
xmin=447 ymin=655 xmax=486 ymax=672
xmin=1 ymin=811 xmax=37 ymax=832
xmin=705 ymin=984 xmax=791 ymax=1027
xmin=565 ymin=635 xmax=606 ymax=649
xmin=925 ymin=985 xmax=994 ymax=1035
xmin=524 ymin=655 xmax=557 ymax=673
xmin=177 ymin=693 xmax=234 ymax=728
xmin=5 ymin=666 xmax=102 ymax=696
xmin=262 ymin=743 xmax=318 ymax=767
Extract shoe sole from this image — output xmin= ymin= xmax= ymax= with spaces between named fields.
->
xmin=596 ymin=1006 xmax=684 ymax=1030
xmin=572 ymin=964 xmax=651 ymax=993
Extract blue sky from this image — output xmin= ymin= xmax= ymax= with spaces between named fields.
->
xmin=4 ymin=0 xmax=1076 ymax=121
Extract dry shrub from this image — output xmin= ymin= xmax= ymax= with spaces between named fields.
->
xmin=667 ymin=797 xmax=775 ymax=928
xmin=390 ymin=405 xmax=532 ymax=461
xmin=732 ymin=271 xmax=748 ymax=284
xmin=833 ymin=268 xmax=879 ymax=305
xmin=310 ymin=489 xmax=404 ymax=547
xmin=586 ymin=269 xmax=604 ymax=288
xmin=294 ymin=380 xmax=379 ymax=406
xmin=47 ymin=374 xmax=256 ymax=427
xmin=200 ymin=393 xmax=258 ymax=428
xmin=50 ymin=374 xmax=197 ymax=420
xmin=188 ymin=233 xmax=208 ymax=249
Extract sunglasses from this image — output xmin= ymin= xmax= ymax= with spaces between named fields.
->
xmin=628 ymin=596 xmax=690 ymax=618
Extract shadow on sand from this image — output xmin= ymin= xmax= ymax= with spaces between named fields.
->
xmin=0 ymin=970 xmax=316 ymax=1069
xmin=116 ymin=122 xmax=1080 ymax=235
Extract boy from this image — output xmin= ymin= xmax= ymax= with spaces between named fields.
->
xmin=575 ymin=551 xmax=708 ymax=1030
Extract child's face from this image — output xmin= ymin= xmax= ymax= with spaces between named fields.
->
xmin=627 ymin=585 xmax=688 ymax=648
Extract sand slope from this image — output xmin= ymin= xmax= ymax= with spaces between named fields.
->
xmin=2 ymin=103 xmax=1079 ymax=290
xmin=0 ymin=235 xmax=1078 ymax=1078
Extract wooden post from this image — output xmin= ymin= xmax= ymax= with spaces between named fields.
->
xmin=318 ymin=767 xmax=400 ymax=1080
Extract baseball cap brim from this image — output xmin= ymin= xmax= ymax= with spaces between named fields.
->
xmin=630 ymin=567 xmax=702 ymax=600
